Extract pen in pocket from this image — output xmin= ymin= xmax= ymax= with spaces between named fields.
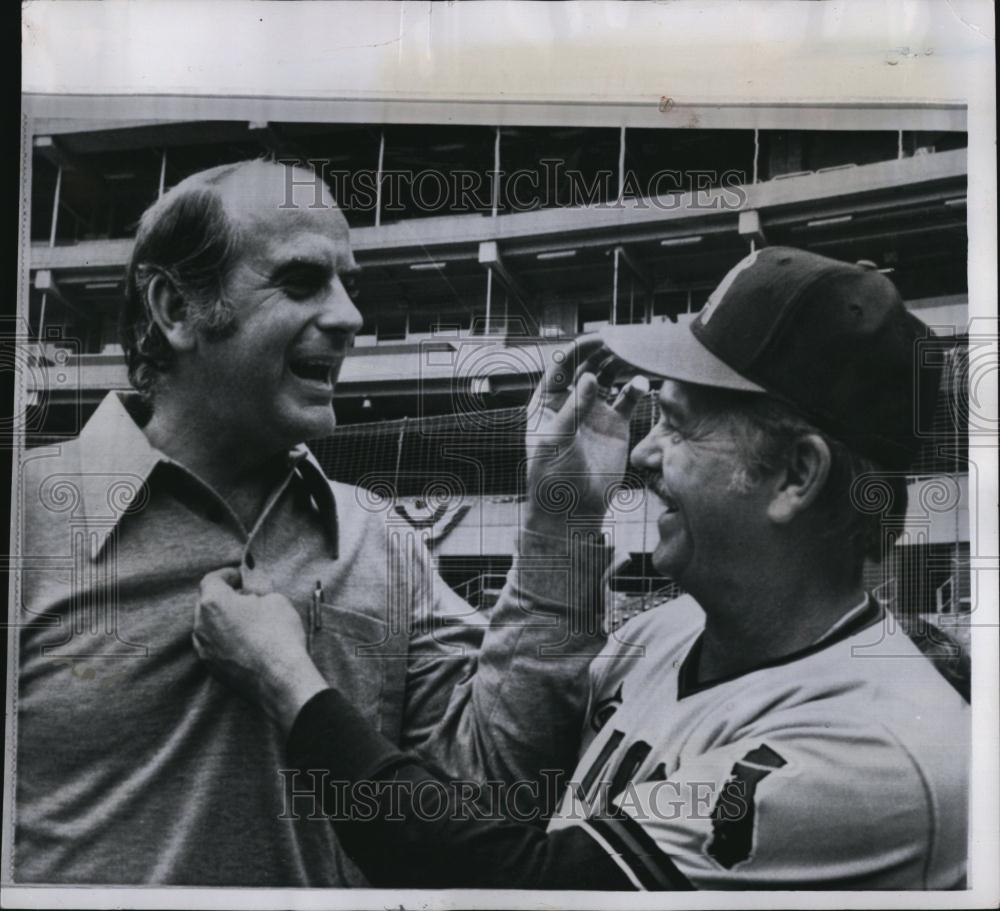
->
xmin=313 ymin=581 xmax=323 ymax=630
xmin=307 ymin=580 xmax=323 ymax=653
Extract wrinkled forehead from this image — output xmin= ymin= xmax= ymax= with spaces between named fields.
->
xmin=217 ymin=162 xmax=350 ymax=249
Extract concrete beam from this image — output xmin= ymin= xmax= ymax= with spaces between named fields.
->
xmin=478 ymin=241 xmax=529 ymax=309
xmin=248 ymin=121 xmax=300 ymax=161
xmin=33 ymin=135 xmax=69 ymax=169
xmin=33 ymin=119 xmax=259 ymax=155
xmin=615 ymin=244 xmax=653 ymax=292
xmin=27 ymin=152 xmax=967 ymax=273
xmin=34 ymin=270 xmax=86 ymax=317
xmin=738 ymin=209 xmax=767 ymax=247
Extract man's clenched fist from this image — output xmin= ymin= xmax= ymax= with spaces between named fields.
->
xmin=193 ymin=568 xmax=328 ymax=735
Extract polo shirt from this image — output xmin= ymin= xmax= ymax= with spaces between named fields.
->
xmin=12 ymin=392 xmax=611 ymax=885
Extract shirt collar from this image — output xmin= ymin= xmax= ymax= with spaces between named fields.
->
xmin=75 ymin=393 xmax=163 ymax=560
xmin=77 ymin=392 xmax=162 ymax=484
xmin=78 ymin=393 xmax=339 ymax=561
xmin=287 ymin=444 xmax=340 ymax=560
xmin=811 ymin=594 xmax=872 ymax=645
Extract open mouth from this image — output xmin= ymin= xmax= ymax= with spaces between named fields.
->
xmin=647 ymin=477 xmax=679 ymax=513
xmin=288 ymin=357 xmax=338 ymax=386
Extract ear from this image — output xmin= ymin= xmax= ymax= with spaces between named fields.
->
xmin=766 ymin=433 xmax=832 ymax=524
xmin=146 ymin=272 xmax=198 ymax=353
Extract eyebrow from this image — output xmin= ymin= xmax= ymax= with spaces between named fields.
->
xmin=269 ymin=254 xmax=359 ymax=283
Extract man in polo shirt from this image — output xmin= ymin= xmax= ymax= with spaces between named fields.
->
xmin=193 ymin=246 xmax=969 ymax=890
xmin=13 ymin=159 xmax=638 ymax=885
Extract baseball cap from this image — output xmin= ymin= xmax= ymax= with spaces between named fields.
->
xmin=600 ymin=246 xmax=942 ymax=470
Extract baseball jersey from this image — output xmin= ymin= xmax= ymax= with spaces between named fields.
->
xmin=548 ymin=594 xmax=970 ymax=890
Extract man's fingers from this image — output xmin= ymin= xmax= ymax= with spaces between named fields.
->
xmin=571 ymin=346 xmax=610 ymax=386
xmin=202 ymin=566 xmax=242 ymax=590
xmin=611 ymin=374 xmax=650 ymax=418
xmin=199 ymin=567 xmax=243 ymax=604
xmin=544 ymin=336 xmax=605 ymax=395
xmin=190 ymin=629 xmax=208 ymax=661
xmin=216 ymin=566 xmax=243 ymax=588
xmin=529 ymin=337 xmax=606 ymax=427
xmin=549 ymin=372 xmax=599 ymax=436
xmin=592 ymin=353 xmax=620 ymax=389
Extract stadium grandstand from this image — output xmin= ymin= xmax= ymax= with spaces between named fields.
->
xmin=22 ymin=120 xmax=970 ymax=649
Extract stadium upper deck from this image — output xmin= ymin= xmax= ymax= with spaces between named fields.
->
xmin=25 ymin=122 xmax=967 ymax=423
xmin=20 ymin=120 xmax=971 ymax=618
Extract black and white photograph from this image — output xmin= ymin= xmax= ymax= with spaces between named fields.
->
xmin=4 ymin=1 xmax=997 ymax=908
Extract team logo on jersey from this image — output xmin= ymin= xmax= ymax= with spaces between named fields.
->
xmin=590 ymin=682 xmax=624 ymax=732
xmin=707 ymin=743 xmax=787 ymax=869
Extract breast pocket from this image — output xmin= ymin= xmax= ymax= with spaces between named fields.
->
xmin=309 ymin=604 xmax=406 ymax=739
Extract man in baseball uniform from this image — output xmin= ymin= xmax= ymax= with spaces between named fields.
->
xmin=193 ymin=246 xmax=968 ymax=890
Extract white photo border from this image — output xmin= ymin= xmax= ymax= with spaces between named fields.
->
xmin=8 ymin=2 xmax=997 ymax=909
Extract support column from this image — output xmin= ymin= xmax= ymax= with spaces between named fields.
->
xmin=375 ymin=129 xmax=385 ymax=227
xmin=38 ymin=166 xmax=62 ymax=342
xmin=611 ymin=247 xmax=620 ymax=325
xmin=158 ymin=149 xmax=167 ymax=198
xmin=48 ymin=165 xmax=62 ymax=247
xmin=484 ymin=266 xmax=493 ymax=335
xmin=492 ymin=127 xmax=501 ymax=218
xmin=617 ymin=126 xmax=627 ymax=201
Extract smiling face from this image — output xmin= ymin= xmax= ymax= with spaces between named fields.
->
xmin=630 ymin=380 xmax=775 ymax=591
xmin=180 ymin=163 xmax=363 ymax=455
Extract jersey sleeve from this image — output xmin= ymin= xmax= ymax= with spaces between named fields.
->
xmin=582 ymin=726 xmax=963 ymax=890
xmin=398 ymin=523 xmax=614 ymax=817
xmin=288 ymin=687 xmax=637 ymax=890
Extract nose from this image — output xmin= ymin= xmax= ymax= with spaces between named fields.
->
xmin=316 ymin=276 xmax=363 ymax=338
xmin=629 ymin=428 xmax=661 ymax=472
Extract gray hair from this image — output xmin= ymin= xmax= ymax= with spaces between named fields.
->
xmin=684 ymin=385 xmax=908 ymax=564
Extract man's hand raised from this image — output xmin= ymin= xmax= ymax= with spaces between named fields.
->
xmin=523 ymin=336 xmax=648 ymax=535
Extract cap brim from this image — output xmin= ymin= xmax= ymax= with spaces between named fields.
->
xmin=600 ymin=321 xmax=765 ymax=393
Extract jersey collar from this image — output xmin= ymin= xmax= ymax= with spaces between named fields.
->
xmin=677 ymin=595 xmax=884 ymax=700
